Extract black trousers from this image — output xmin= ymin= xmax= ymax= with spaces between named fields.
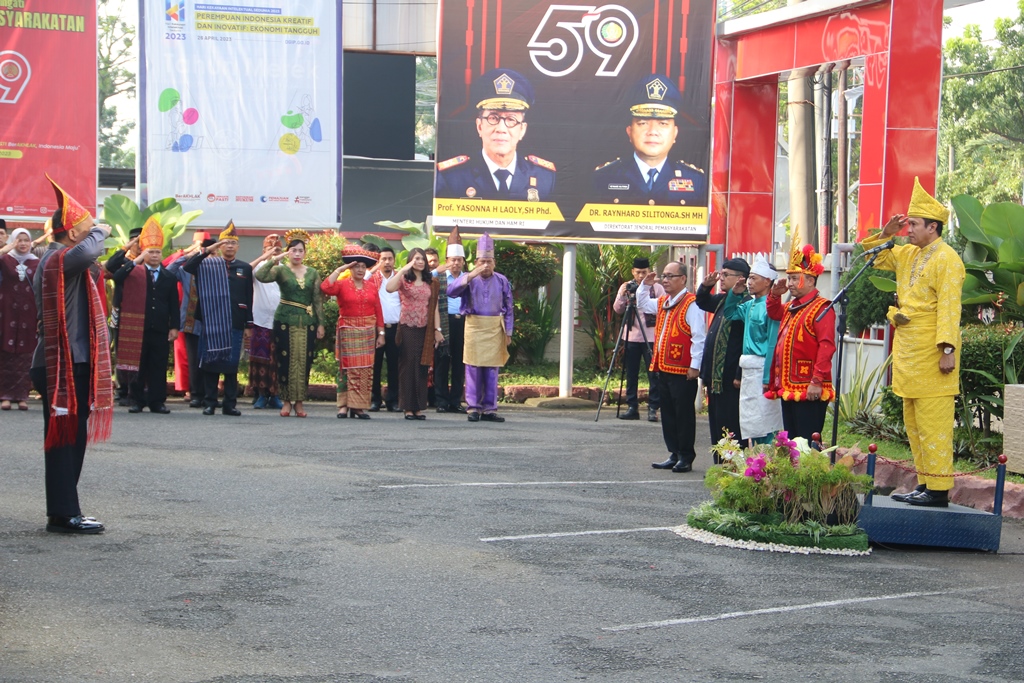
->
xmin=658 ymin=372 xmax=698 ymax=466
xmin=130 ymin=329 xmax=170 ymax=409
xmin=707 ymin=384 xmax=742 ymax=443
xmin=31 ymin=364 xmax=90 ymax=518
xmin=781 ymin=399 xmax=829 ymax=442
xmin=372 ymin=324 xmax=400 ymax=408
xmin=623 ymin=341 xmax=659 ymax=410
xmin=185 ymin=332 xmax=203 ymax=400
xmin=435 ymin=314 xmax=466 ymax=409
xmin=204 ymin=368 xmax=239 ymax=410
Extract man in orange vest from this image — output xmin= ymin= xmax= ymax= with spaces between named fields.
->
xmin=638 ymin=261 xmax=707 ymax=472
xmin=765 ymin=244 xmax=836 ymax=441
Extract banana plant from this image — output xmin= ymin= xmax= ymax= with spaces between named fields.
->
xmin=953 ymin=194 xmax=1024 ymax=320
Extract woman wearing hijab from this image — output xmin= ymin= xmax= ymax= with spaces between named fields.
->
xmin=0 ymin=228 xmax=43 ymax=410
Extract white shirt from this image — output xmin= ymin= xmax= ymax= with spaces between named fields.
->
xmin=252 ymin=260 xmax=281 ymax=330
xmin=637 ymin=285 xmax=707 ymax=370
xmin=482 ymin=149 xmax=517 ymax=191
xmin=378 ymin=270 xmax=402 ymax=324
xmin=633 ymin=153 xmax=667 ymax=188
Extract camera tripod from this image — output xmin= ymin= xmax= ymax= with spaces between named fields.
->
xmin=595 ymin=290 xmax=654 ymax=421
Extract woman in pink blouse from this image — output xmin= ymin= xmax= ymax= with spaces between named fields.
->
xmin=385 ymin=248 xmax=442 ymax=419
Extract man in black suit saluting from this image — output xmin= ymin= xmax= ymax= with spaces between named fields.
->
xmin=111 ymin=217 xmax=180 ymax=414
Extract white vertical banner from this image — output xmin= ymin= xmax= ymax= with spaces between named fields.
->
xmin=140 ymin=1 xmax=340 ymax=227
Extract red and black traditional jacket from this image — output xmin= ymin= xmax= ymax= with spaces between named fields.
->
xmin=650 ymin=292 xmax=698 ymax=376
xmin=765 ymin=289 xmax=836 ymax=401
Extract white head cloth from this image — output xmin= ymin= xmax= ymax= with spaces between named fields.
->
xmin=446 ymin=244 xmax=465 ymax=258
xmin=750 ymin=255 xmax=777 ymax=280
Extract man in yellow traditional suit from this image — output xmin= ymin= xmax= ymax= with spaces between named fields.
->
xmin=861 ymin=177 xmax=965 ymax=507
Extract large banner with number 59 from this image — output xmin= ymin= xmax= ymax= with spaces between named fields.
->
xmin=433 ymin=0 xmax=714 ymax=243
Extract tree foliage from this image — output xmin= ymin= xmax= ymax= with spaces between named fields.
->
xmin=98 ymin=0 xmax=136 ymax=168
xmin=939 ymin=3 xmax=1024 ymax=204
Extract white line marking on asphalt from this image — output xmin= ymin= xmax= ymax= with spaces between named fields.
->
xmin=382 ymin=480 xmax=702 ymax=489
xmin=602 ymin=585 xmax=1007 ymax=631
xmin=480 ymin=527 xmax=673 ymax=542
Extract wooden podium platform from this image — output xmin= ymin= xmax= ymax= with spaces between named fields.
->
xmin=857 ymin=451 xmax=1007 ymax=553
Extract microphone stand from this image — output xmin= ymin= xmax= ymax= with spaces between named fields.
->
xmin=816 ymin=249 xmax=887 ymax=458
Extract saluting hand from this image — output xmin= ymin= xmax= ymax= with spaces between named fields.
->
xmin=702 ymin=270 xmax=720 ymax=289
xmin=770 ymin=279 xmax=788 ymax=298
xmin=882 ymin=214 xmax=907 ymax=237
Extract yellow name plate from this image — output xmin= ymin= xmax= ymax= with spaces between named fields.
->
xmin=576 ymin=204 xmax=708 ymax=224
xmin=433 ymin=199 xmax=565 ymax=222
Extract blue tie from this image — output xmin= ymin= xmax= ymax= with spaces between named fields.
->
xmin=646 ymin=168 xmax=657 ymax=192
xmin=150 ymin=268 xmax=159 ymax=283
xmin=494 ymin=169 xmax=511 ymax=196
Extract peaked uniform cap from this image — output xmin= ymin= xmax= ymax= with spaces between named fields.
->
xmin=629 ymin=74 xmax=682 ymax=119
xmin=45 ymin=173 xmax=91 ymax=234
xmin=446 ymin=226 xmax=465 ymax=258
xmin=473 ymin=69 xmax=534 ymax=111
xmin=139 ymin=216 xmax=164 ymax=251
xmin=907 ymin=176 xmax=949 ymax=224
xmin=219 ymin=220 xmax=239 ymax=241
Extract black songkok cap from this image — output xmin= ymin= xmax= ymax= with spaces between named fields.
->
xmin=722 ymin=257 xmax=750 ymax=277
xmin=633 ymin=256 xmax=651 ymax=269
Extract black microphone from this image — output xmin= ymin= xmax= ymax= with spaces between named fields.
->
xmin=862 ymin=239 xmax=895 ymax=257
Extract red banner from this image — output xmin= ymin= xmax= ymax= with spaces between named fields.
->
xmin=0 ymin=1 xmax=97 ymax=220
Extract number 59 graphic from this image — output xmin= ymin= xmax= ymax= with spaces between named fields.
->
xmin=528 ymin=5 xmax=639 ymax=78
xmin=0 ymin=51 xmax=31 ymax=104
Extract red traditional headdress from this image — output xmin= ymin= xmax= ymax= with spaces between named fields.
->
xmin=45 ymin=173 xmax=91 ymax=235
xmin=786 ymin=244 xmax=825 ymax=277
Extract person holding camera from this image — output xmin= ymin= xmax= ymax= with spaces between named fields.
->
xmin=612 ymin=256 xmax=664 ymax=421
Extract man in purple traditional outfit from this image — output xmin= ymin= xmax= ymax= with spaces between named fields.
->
xmin=447 ymin=232 xmax=513 ymax=423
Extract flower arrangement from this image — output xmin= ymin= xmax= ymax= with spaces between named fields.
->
xmin=688 ymin=431 xmax=874 ymax=552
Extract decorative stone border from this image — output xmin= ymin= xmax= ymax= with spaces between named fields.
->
xmin=671 ymin=523 xmax=873 ymax=556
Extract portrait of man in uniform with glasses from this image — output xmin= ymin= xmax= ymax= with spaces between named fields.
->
xmin=435 ymin=69 xmax=557 ymax=202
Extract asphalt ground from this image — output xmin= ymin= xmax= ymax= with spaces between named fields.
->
xmin=2 ymin=399 xmax=1024 ymax=682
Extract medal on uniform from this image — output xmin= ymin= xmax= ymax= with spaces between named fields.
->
xmin=465 ymin=187 xmax=476 ymax=198
xmin=527 ymin=188 xmax=539 ymax=202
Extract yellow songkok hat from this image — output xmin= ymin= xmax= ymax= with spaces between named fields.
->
xmin=138 ymin=216 xmax=164 ymax=251
xmin=219 ymin=219 xmax=239 ymax=241
xmin=907 ymin=176 xmax=948 ymax=224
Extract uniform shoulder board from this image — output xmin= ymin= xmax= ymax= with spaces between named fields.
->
xmin=594 ymin=158 xmax=619 ymax=172
xmin=678 ymin=160 xmax=705 ymax=174
xmin=438 ymin=155 xmax=470 ymax=172
xmin=526 ymin=155 xmax=556 ymax=172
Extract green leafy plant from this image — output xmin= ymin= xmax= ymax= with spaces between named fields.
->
xmin=510 ymin=290 xmax=559 ymax=364
xmin=841 ymin=242 xmax=896 ymax=334
xmin=101 ymin=194 xmax=202 ymax=258
xmin=831 ymin=347 xmax=892 ymax=426
xmin=953 ymin=195 xmax=1024 ymax=321
xmin=303 ymin=231 xmax=346 ymax=353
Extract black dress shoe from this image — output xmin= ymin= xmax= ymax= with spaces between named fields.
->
xmin=189 ymin=399 xmax=204 ymax=408
xmin=891 ymin=484 xmax=926 ymax=503
xmin=467 ymin=411 xmax=481 ymax=422
xmin=368 ymin=402 xmax=381 ymax=412
xmin=436 ymin=405 xmax=449 ymax=413
xmin=353 ymin=412 xmax=370 ymax=420
xmin=150 ymin=405 xmax=171 ymax=414
xmin=652 ymin=456 xmax=678 ymax=469
xmin=386 ymin=404 xmax=401 ymax=413
xmin=618 ymin=407 xmax=640 ymax=420
xmin=405 ymin=414 xmax=417 ymax=420
xmin=672 ymin=461 xmax=693 ymax=473
xmin=647 ymin=407 xmax=659 ymax=422
xmin=128 ymin=404 xmax=144 ymax=414
xmin=46 ymin=515 xmax=104 ymax=534
xmin=117 ymin=397 xmax=131 ymax=407
xmin=480 ymin=413 xmax=505 ymax=422
xmin=202 ymin=406 xmax=216 ymax=416
xmin=337 ymin=411 xmax=348 ymax=419
xmin=451 ymin=404 xmax=468 ymax=414
xmin=906 ymin=488 xmax=949 ymax=507
xmin=222 ymin=407 xmax=242 ymax=417
xmin=414 ymin=414 xmax=427 ymax=420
